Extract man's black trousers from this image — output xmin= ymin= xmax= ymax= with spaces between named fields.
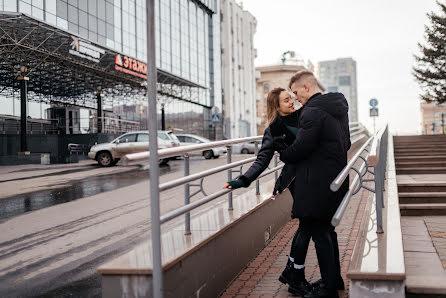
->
xmin=289 ymin=217 xmax=341 ymax=290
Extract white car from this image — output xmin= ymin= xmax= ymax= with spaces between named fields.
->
xmin=233 ymin=141 xmax=262 ymax=154
xmin=176 ymin=134 xmax=226 ymax=159
xmin=88 ymin=130 xmax=180 ymax=166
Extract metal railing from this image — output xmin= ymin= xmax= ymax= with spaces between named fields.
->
xmin=124 ymin=135 xmax=274 ymax=234
xmin=330 ymin=125 xmax=389 ymax=233
xmin=124 ymin=124 xmax=369 ymax=235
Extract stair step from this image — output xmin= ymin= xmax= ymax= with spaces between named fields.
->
xmin=400 ymin=203 xmax=446 ymax=216
xmin=396 ymin=161 xmax=446 ymax=167
xmin=396 ymin=167 xmax=446 ymax=174
xmin=395 ymin=156 xmax=446 ymax=163
xmin=398 ymin=183 xmax=446 ymax=193
xmin=399 ymin=192 xmax=446 ymax=204
xmin=395 ymin=152 xmax=446 ymax=157
xmin=401 ymin=217 xmax=446 ymax=296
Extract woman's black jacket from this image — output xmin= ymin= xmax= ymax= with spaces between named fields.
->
xmin=238 ymin=111 xmax=299 ymax=196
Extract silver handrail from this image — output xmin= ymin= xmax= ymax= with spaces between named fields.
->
xmin=159 ymin=156 xmax=257 ymax=191
xmin=330 ymin=136 xmax=374 ymax=192
xmin=331 ymin=125 xmax=389 ymax=233
xmin=122 ymin=135 xmax=263 ymax=162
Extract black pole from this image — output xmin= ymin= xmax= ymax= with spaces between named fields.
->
xmin=442 ymin=113 xmax=445 ymax=135
xmin=97 ymin=92 xmax=102 ymax=133
xmin=19 ymin=78 xmax=28 ymax=152
xmin=161 ymin=104 xmax=165 ymax=130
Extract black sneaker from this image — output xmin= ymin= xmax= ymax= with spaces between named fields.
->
xmin=311 ymin=277 xmax=344 ymax=290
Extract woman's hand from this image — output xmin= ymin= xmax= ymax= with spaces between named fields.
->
xmin=223 ymin=179 xmax=247 ymax=189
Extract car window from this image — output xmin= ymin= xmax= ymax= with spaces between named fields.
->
xmin=177 ymin=135 xmax=185 ymax=142
xmin=186 ymin=136 xmax=199 ymax=143
xmin=168 ymin=132 xmax=179 ymax=141
xmin=158 ymin=132 xmax=169 ymax=140
xmin=137 ymin=133 xmax=149 ymax=142
xmin=118 ymin=134 xmax=137 ymax=143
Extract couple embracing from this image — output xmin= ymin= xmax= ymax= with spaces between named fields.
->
xmin=224 ymin=70 xmax=350 ymax=298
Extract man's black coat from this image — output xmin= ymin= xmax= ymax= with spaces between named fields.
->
xmin=280 ymin=92 xmax=351 ymax=219
xmin=239 ymin=111 xmax=299 ymax=195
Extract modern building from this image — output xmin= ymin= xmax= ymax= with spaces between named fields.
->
xmin=0 ymin=0 xmax=223 ymax=162
xmin=317 ymin=57 xmax=358 ymax=123
xmin=255 ymin=64 xmax=325 ymax=135
xmin=220 ymin=0 xmax=257 ymax=138
xmin=421 ymin=102 xmax=446 ymax=134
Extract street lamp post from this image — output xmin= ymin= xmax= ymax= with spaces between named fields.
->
xmin=17 ymin=66 xmax=29 ymax=152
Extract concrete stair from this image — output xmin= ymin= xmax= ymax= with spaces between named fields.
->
xmin=394 ymin=135 xmax=446 ymax=297
xmin=394 ymin=135 xmax=446 ymax=216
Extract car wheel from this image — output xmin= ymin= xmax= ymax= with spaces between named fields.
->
xmin=97 ymin=152 xmax=113 ymax=167
xmin=159 ymin=158 xmax=169 ymax=166
xmin=203 ymin=150 xmax=214 ymax=159
xmin=241 ymin=148 xmax=249 ymax=154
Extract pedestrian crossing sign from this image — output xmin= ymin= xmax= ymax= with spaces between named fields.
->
xmin=211 ymin=113 xmax=220 ymax=123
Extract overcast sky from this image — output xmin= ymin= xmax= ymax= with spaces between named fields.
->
xmin=242 ymin=0 xmax=440 ymax=135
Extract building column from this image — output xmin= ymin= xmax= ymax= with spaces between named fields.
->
xmin=17 ymin=75 xmax=29 ymax=152
xmin=97 ymin=91 xmax=103 ymax=133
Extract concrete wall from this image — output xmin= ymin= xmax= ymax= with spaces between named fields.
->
xmin=101 ymin=187 xmax=293 ymax=298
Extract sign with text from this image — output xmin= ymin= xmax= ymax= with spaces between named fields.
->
xmin=115 ymin=54 xmax=147 ymax=79
xmin=69 ymin=36 xmax=105 ymax=63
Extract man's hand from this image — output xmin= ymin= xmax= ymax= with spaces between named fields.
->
xmin=273 ymin=136 xmax=287 ymax=153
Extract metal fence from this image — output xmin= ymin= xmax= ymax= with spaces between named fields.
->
xmin=330 ymin=125 xmax=388 ymax=233
xmin=0 ymin=115 xmax=140 ymax=135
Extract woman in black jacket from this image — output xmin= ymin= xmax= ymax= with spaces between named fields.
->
xmin=223 ymin=87 xmax=313 ymax=296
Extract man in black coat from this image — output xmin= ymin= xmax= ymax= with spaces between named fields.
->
xmin=280 ymin=70 xmax=351 ymax=298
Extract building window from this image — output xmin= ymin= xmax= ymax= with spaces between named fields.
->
xmin=339 ymin=75 xmax=351 ymax=86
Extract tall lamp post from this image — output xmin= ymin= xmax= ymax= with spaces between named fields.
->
xmin=17 ymin=66 xmax=29 ymax=152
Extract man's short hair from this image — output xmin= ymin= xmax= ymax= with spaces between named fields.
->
xmin=289 ymin=70 xmax=316 ymax=89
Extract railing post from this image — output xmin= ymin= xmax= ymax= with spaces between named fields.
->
xmin=274 ymin=154 xmax=278 ymax=181
xmin=227 ymin=145 xmax=233 ymax=210
xmin=374 ymin=128 xmax=388 ymax=234
xmin=255 ymin=141 xmax=260 ymax=195
xmin=375 ymin=158 xmax=384 ymax=233
xmin=184 ymin=153 xmax=191 ymax=235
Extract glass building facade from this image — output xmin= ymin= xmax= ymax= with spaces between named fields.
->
xmin=0 ymin=0 xmax=222 ymax=138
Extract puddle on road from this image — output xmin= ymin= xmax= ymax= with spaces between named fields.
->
xmin=0 ymin=163 xmax=178 ymax=221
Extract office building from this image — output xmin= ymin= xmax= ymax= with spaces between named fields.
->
xmin=220 ymin=0 xmax=257 ymax=138
xmin=318 ymin=57 xmax=358 ymax=123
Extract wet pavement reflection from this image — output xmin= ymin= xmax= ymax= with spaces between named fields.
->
xmin=0 ymin=163 xmax=179 ymax=221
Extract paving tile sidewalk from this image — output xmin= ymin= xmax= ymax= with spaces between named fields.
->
xmin=221 ymin=186 xmax=372 ymax=298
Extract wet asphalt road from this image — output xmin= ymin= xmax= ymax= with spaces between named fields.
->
xmin=0 ymin=163 xmax=176 ymax=221
xmin=0 ymin=155 xmax=262 ymax=297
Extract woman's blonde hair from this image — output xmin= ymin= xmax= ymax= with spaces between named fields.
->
xmin=266 ymin=87 xmax=285 ymax=126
